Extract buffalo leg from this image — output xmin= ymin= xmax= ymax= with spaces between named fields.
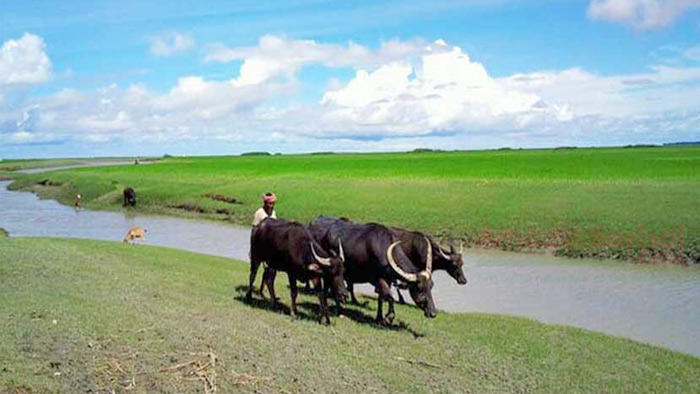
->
xmin=266 ymin=268 xmax=279 ymax=307
xmin=288 ymin=275 xmax=298 ymax=318
xmin=246 ymin=259 xmax=261 ymax=301
xmin=376 ymin=279 xmax=395 ymax=325
xmin=348 ymin=282 xmax=360 ymax=305
xmin=313 ymin=276 xmax=330 ymax=325
xmin=396 ymin=289 xmax=406 ymax=305
xmin=259 ymin=265 xmax=272 ymax=298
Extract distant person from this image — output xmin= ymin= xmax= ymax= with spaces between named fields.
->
xmin=252 ymin=192 xmax=277 ymax=227
xmin=74 ymin=194 xmax=82 ymax=210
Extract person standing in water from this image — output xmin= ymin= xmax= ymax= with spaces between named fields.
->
xmin=74 ymin=194 xmax=82 ymax=210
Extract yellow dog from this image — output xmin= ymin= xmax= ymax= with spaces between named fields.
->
xmin=123 ymin=227 xmax=147 ymax=244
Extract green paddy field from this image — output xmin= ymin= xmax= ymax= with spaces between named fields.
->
xmin=7 ymin=146 xmax=699 ymax=263
xmin=1 ymin=236 xmax=698 ymax=393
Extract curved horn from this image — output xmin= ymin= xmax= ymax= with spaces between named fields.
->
xmin=459 ymin=242 xmax=464 ymax=255
xmin=437 ymin=245 xmax=451 ymax=260
xmin=310 ymin=242 xmax=331 ymax=266
xmin=424 ymin=237 xmax=433 ymax=275
xmin=387 ymin=241 xmax=417 ymax=282
xmin=338 ymin=239 xmax=345 ymax=262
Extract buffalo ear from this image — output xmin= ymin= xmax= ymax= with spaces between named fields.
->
xmin=308 ymin=263 xmax=322 ymax=273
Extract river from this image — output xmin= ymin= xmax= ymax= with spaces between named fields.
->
xmin=1 ymin=170 xmax=699 ymax=357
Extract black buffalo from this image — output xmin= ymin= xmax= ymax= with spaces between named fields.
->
xmin=247 ymin=218 xmax=347 ymax=324
xmin=309 ymin=216 xmax=436 ymax=325
xmin=391 ymin=227 xmax=467 ymax=304
xmin=123 ymin=187 xmax=136 ymax=207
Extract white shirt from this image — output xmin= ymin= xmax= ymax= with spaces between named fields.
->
xmin=252 ymin=207 xmax=277 ymax=226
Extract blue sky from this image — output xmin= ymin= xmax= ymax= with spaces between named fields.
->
xmin=1 ymin=0 xmax=699 ymax=158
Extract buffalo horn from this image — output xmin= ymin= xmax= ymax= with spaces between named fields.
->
xmin=338 ymin=239 xmax=345 ymax=262
xmin=387 ymin=241 xmax=417 ymax=282
xmin=438 ymin=246 xmax=451 ymax=260
xmin=424 ymin=237 xmax=432 ymax=275
xmin=310 ymin=242 xmax=331 ymax=266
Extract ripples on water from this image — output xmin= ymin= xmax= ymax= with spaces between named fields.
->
xmin=1 ymin=180 xmax=699 ymax=357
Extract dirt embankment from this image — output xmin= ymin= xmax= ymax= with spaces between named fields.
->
xmin=439 ymin=227 xmax=698 ymax=265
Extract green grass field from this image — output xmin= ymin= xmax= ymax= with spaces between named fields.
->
xmin=1 ymin=237 xmax=698 ymax=393
xmin=8 ymin=146 xmax=700 ymax=263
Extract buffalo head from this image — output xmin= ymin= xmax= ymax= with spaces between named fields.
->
xmin=436 ymin=243 xmax=467 ymax=285
xmin=387 ymin=239 xmax=437 ymax=318
xmin=310 ymin=240 xmax=348 ymax=303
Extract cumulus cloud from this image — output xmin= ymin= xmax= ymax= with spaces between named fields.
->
xmin=205 ymin=35 xmax=433 ymax=86
xmin=317 ymin=41 xmax=570 ymax=138
xmin=587 ymin=0 xmax=700 ymax=29
xmin=0 ymin=33 xmax=52 ymax=86
xmin=149 ymin=31 xmax=195 ymax=56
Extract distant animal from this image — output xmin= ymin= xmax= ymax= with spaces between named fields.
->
xmin=123 ymin=187 xmax=136 ymax=207
xmin=248 ymin=218 xmax=347 ymax=324
xmin=74 ymin=194 xmax=82 ymax=209
xmin=123 ymin=227 xmax=147 ymax=243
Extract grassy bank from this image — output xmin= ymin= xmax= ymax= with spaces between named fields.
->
xmin=0 ymin=158 xmax=153 ymax=181
xmin=7 ymin=146 xmax=700 ymax=264
xmin=1 ymin=237 xmax=698 ymax=393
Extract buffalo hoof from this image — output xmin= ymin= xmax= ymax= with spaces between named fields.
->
xmin=384 ymin=312 xmax=395 ymax=325
xmin=245 ymin=292 xmax=253 ymax=302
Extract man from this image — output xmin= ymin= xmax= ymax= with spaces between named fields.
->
xmin=74 ymin=194 xmax=82 ymax=210
xmin=251 ymin=192 xmax=278 ymax=298
xmin=252 ymin=192 xmax=277 ymax=227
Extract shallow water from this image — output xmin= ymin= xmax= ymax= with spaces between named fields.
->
xmin=1 ymin=177 xmax=699 ymax=357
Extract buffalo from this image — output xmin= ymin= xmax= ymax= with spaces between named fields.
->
xmin=123 ymin=187 xmax=136 ymax=207
xmin=309 ymin=216 xmax=436 ymax=325
xmin=390 ymin=228 xmax=467 ymax=304
xmin=248 ymin=218 xmax=347 ymax=324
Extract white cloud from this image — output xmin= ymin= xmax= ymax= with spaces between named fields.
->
xmin=317 ymin=41 xmax=570 ymax=138
xmin=3 ymin=36 xmax=699 ymax=154
xmin=205 ymin=35 xmax=434 ymax=86
xmin=587 ymin=0 xmax=700 ymax=29
xmin=149 ymin=31 xmax=195 ymax=56
xmin=0 ymin=33 xmax=52 ymax=86
xmin=501 ymin=65 xmax=700 ymax=117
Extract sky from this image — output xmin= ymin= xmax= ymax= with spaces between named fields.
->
xmin=1 ymin=0 xmax=699 ymax=158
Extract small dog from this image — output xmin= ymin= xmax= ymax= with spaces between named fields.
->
xmin=123 ymin=227 xmax=147 ymax=244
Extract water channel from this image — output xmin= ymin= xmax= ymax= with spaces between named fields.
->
xmin=1 ymin=167 xmax=698 ymax=357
